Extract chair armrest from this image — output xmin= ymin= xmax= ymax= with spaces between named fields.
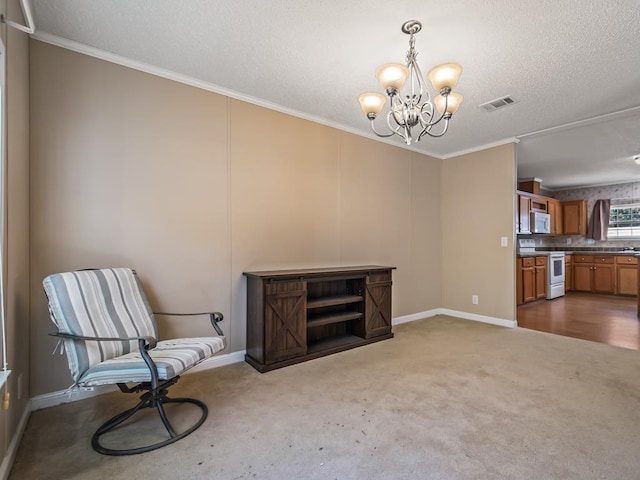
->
xmin=49 ymin=332 xmax=158 ymax=350
xmin=154 ymin=311 xmax=225 ymax=336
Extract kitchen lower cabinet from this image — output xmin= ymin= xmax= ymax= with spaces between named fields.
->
xmin=593 ymin=263 xmax=615 ymax=294
xmin=565 ymin=255 xmax=573 ymax=292
xmin=615 ymin=255 xmax=638 ymax=296
xmin=573 ymin=255 xmax=615 ymax=295
xmin=573 ymin=262 xmax=592 ymax=292
xmin=516 ymin=256 xmax=546 ymax=305
xmin=534 ymin=256 xmax=547 ymax=299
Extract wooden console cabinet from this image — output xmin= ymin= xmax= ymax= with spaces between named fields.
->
xmin=243 ymin=266 xmax=395 ymax=372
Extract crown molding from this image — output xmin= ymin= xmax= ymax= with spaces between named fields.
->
xmin=516 ymin=105 xmax=640 ymax=140
xmin=440 ymin=137 xmax=520 ymax=160
xmin=30 ymin=31 xmax=442 ymax=159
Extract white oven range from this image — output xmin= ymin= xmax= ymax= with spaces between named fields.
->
xmin=546 ymin=252 xmax=565 ymax=299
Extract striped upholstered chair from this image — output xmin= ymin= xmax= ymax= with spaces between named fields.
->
xmin=43 ymin=267 xmax=226 ymax=455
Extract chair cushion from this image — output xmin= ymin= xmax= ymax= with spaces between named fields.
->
xmin=77 ymin=337 xmax=226 ymax=387
xmin=43 ymin=268 xmax=158 ymax=383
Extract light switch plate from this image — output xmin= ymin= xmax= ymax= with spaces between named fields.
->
xmin=501 ymin=236 xmax=508 ymax=247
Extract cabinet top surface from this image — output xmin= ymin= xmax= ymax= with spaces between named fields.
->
xmin=243 ymin=265 xmax=395 ymax=279
xmin=518 ymin=252 xmax=639 ymax=258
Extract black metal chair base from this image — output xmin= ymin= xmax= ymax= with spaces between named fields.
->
xmin=92 ymin=381 xmax=208 ymax=456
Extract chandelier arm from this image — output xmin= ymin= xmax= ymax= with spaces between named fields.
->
xmin=368 ymin=118 xmax=395 ymax=138
xmin=418 ymin=118 xmax=450 ymax=141
xmin=386 ymin=112 xmax=411 ymax=143
xmin=418 ymin=93 xmax=449 ymax=128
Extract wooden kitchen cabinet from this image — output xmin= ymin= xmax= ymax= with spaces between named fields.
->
xmin=562 ymin=200 xmax=587 ymax=235
xmin=517 ymin=194 xmax=531 ymax=233
xmin=615 ymin=255 xmax=638 ymax=296
xmin=573 ymin=262 xmax=592 ymax=292
xmin=516 ymin=256 xmax=545 ymax=305
xmin=593 ymin=261 xmax=615 ymax=294
xmin=516 ymin=190 xmax=565 ymax=234
xmin=547 ymin=199 xmax=563 ymax=235
xmin=565 ymin=255 xmax=573 ymax=291
xmin=535 ymin=256 xmax=547 ymax=299
xmin=516 ymin=258 xmax=523 ymax=305
xmin=573 ymin=255 xmax=615 ymax=294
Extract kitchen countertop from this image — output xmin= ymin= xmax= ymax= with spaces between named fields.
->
xmin=517 ymin=251 xmax=640 ymax=257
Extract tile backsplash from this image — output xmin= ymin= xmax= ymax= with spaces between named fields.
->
xmin=519 ymin=181 xmax=640 ymax=249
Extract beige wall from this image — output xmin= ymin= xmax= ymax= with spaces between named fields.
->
xmin=441 ymin=144 xmax=517 ymax=321
xmin=1 ymin=0 xmax=31 ymax=469
xmin=29 ymin=40 xmax=444 ymax=395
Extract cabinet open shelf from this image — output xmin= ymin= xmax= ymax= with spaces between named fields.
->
xmin=307 ymin=333 xmax=363 ymax=355
xmin=307 ymin=311 xmax=363 ymax=328
xmin=307 ymin=294 xmax=363 ymax=309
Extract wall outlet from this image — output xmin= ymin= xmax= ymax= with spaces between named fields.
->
xmin=472 ymin=295 xmax=479 ymax=305
xmin=501 ymin=236 xmax=508 ymax=247
xmin=566 ymin=238 xmax=572 ymax=245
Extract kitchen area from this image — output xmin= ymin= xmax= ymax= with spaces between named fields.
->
xmin=515 ymin=179 xmax=640 ymax=349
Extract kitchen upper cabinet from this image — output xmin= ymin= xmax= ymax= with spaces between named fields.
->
xmin=547 ymin=199 xmax=563 ymax=235
xmin=562 ymin=200 xmax=587 ymax=235
xmin=518 ymin=194 xmax=531 ymax=233
xmin=516 ymin=190 xmax=567 ymax=235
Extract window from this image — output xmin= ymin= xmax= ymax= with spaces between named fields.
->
xmin=608 ymin=203 xmax=640 ymax=239
xmin=0 ymin=38 xmax=8 ymax=388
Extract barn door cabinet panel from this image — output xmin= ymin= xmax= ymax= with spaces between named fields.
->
xmin=244 ymin=266 xmax=395 ymax=372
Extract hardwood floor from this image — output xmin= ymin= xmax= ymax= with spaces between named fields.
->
xmin=517 ymin=292 xmax=640 ymax=350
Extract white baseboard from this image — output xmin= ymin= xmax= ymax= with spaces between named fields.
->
xmin=438 ymin=308 xmax=517 ymax=328
xmin=393 ymin=308 xmax=516 ymax=329
xmin=31 ymin=385 xmax=118 ymax=411
xmin=30 ymin=350 xmax=246 ymax=411
xmin=0 ymin=401 xmax=31 ymax=480
xmin=392 ymin=309 xmax=441 ymax=325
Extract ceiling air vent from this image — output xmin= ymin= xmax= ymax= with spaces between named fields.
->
xmin=479 ymin=95 xmax=518 ymax=112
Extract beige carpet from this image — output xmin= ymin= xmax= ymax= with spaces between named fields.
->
xmin=10 ymin=315 xmax=640 ymax=479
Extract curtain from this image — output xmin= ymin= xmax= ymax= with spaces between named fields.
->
xmin=587 ymin=199 xmax=611 ymax=241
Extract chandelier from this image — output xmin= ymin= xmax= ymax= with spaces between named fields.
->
xmin=358 ymin=20 xmax=463 ymax=145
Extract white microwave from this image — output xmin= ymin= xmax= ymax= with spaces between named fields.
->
xmin=530 ymin=211 xmax=551 ymax=234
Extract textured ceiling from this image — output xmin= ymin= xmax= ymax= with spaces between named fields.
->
xmin=27 ymin=0 xmax=640 ymax=188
